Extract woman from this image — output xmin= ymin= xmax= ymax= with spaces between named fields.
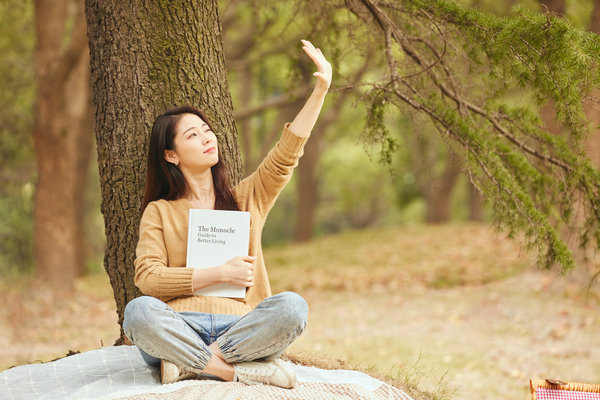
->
xmin=123 ymin=40 xmax=332 ymax=389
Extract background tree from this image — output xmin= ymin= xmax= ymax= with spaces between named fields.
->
xmin=33 ymin=0 xmax=94 ymax=289
xmin=85 ymin=0 xmax=241 ymax=337
xmin=222 ymin=1 xmax=385 ymax=241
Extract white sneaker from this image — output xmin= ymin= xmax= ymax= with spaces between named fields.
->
xmin=233 ymin=359 xmax=296 ymax=389
xmin=161 ymin=359 xmax=197 ymax=384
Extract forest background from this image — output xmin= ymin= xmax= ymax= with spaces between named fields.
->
xmin=1 ymin=0 xmax=600 ymax=399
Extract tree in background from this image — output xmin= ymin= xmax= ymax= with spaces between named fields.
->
xmin=222 ymin=1 xmax=380 ymax=241
xmin=33 ymin=0 xmax=94 ymax=289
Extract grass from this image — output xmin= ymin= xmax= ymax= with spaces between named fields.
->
xmin=264 ymin=222 xmax=533 ymax=399
xmin=266 ymin=222 xmax=530 ymax=292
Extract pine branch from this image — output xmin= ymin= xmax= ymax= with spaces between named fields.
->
xmin=341 ymin=0 xmax=600 ymax=271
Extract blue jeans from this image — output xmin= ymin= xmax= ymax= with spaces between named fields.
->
xmin=123 ymin=291 xmax=308 ymax=374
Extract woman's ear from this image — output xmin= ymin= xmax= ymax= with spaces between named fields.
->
xmin=164 ymin=150 xmax=179 ymax=166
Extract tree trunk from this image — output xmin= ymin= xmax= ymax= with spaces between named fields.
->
xmin=425 ymin=156 xmax=462 ymax=223
xmin=295 ymin=129 xmax=320 ymax=242
xmin=238 ymin=66 xmax=254 ymax=176
xmin=85 ymin=0 xmax=240 ymax=339
xmin=295 ymin=90 xmax=358 ymax=241
xmin=592 ymin=0 xmax=600 ymax=33
xmin=33 ymin=0 xmax=93 ymax=289
xmin=295 ymin=53 xmax=372 ymax=241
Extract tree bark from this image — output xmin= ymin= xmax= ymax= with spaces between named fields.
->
xmin=85 ymin=0 xmax=240 ymax=338
xmin=33 ymin=0 xmax=93 ymax=289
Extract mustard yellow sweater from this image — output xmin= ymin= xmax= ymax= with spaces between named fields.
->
xmin=134 ymin=124 xmax=308 ymax=316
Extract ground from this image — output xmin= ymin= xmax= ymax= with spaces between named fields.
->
xmin=1 ymin=223 xmax=599 ymax=399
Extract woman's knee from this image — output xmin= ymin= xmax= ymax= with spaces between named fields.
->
xmin=123 ymin=296 xmax=163 ymax=339
xmin=272 ymin=291 xmax=308 ymax=332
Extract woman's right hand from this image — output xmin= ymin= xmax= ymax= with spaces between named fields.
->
xmin=220 ymin=255 xmax=256 ymax=287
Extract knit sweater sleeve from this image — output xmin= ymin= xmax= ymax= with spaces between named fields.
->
xmin=133 ymin=202 xmax=194 ymax=298
xmin=238 ymin=123 xmax=309 ymax=218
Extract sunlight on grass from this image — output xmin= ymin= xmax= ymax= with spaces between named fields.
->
xmin=266 ymin=223 xmax=533 ymax=293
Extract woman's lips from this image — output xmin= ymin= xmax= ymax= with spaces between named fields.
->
xmin=204 ymin=146 xmax=216 ymax=154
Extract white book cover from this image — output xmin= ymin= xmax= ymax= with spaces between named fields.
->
xmin=186 ymin=209 xmax=251 ymax=298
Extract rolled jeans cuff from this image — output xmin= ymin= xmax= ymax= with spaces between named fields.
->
xmin=190 ymin=349 xmax=213 ymax=373
xmin=215 ymin=334 xmax=238 ymax=363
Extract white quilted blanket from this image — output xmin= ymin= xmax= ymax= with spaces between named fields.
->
xmin=0 ymin=346 xmax=413 ymax=400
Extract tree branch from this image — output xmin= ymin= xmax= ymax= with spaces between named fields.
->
xmin=234 ymin=84 xmax=313 ymax=121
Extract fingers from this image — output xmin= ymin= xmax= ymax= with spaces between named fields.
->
xmin=301 ymin=39 xmax=316 ymax=53
xmin=244 ymin=262 xmax=254 ymax=287
xmin=239 ymin=255 xmax=255 ymax=286
xmin=301 ymin=39 xmax=324 ymax=64
xmin=301 ymin=39 xmax=332 ymax=89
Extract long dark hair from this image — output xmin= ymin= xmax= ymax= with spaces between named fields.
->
xmin=141 ymin=106 xmax=240 ymax=213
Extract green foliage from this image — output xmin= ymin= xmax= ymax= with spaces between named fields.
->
xmin=345 ymin=0 xmax=600 ymax=271
xmin=318 ymin=137 xmax=404 ymax=233
xmin=223 ymin=0 xmax=418 ymax=243
xmin=0 ymin=0 xmax=36 ymax=278
xmin=0 ymin=183 xmax=35 ymax=277
xmin=362 ymin=92 xmax=398 ymax=166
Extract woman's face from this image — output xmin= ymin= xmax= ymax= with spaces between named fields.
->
xmin=166 ymin=113 xmax=219 ymax=171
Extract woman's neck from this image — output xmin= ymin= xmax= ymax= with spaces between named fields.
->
xmin=182 ymin=168 xmax=215 ymax=208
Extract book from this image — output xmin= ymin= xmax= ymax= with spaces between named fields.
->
xmin=186 ymin=209 xmax=251 ymax=298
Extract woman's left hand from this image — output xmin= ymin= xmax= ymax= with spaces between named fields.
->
xmin=301 ymin=39 xmax=332 ymax=93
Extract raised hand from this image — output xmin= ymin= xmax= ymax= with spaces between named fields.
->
xmin=301 ymin=39 xmax=332 ymax=93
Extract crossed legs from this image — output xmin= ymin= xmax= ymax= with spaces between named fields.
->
xmin=123 ymin=292 xmax=308 ymax=380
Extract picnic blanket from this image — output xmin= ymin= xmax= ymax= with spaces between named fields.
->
xmin=0 ymin=346 xmax=414 ymax=400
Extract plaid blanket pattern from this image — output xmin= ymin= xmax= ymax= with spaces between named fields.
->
xmin=536 ymin=388 xmax=600 ymax=400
